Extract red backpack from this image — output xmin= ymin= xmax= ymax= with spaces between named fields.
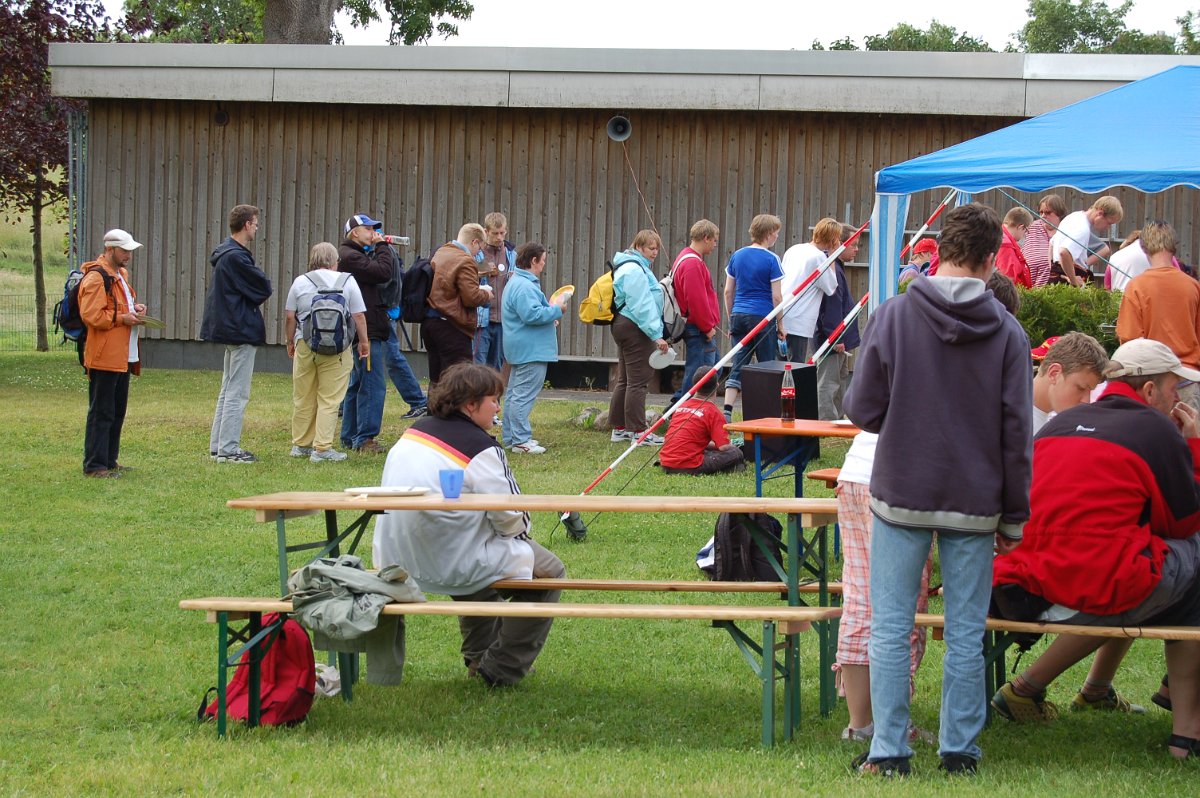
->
xmin=199 ymin=613 xmax=316 ymax=726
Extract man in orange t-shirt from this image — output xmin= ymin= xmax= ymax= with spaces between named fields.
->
xmin=1117 ymin=220 xmax=1200 ymax=411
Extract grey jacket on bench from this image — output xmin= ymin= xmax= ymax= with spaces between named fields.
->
xmin=288 ymin=555 xmax=424 ymax=685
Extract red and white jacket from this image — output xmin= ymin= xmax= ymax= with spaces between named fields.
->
xmin=993 ymin=381 xmax=1200 ymax=615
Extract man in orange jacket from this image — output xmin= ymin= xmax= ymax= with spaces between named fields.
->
xmin=80 ymin=229 xmax=147 ymax=478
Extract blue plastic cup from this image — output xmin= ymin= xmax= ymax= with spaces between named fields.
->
xmin=439 ymin=468 xmax=464 ymax=499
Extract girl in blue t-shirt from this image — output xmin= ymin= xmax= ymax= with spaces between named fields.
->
xmin=721 ymin=213 xmax=784 ymax=420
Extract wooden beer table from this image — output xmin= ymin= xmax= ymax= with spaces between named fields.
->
xmin=724 ymin=418 xmax=861 ymax=498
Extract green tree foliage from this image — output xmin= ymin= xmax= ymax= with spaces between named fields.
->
xmin=0 ymin=0 xmax=108 ymax=351
xmin=864 ymin=20 xmax=992 ymax=52
xmin=120 ymin=0 xmax=472 ymax=45
xmin=1178 ymin=10 xmax=1200 ymax=54
xmin=121 ymin=0 xmax=261 ymax=42
xmin=1015 ymin=0 xmax=1174 ymax=54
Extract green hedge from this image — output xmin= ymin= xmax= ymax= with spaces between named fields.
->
xmin=1016 ymin=284 xmax=1123 ymax=352
xmin=897 ymin=279 xmax=1123 ymax=352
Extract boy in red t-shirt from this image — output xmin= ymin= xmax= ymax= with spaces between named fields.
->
xmin=660 ymin=368 xmax=745 ymax=475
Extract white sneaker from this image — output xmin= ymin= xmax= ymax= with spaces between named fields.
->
xmin=610 ymin=428 xmax=633 ymax=442
xmin=634 ymin=432 xmax=664 ymax=447
xmin=510 ymin=441 xmax=546 ymax=454
xmin=290 ymin=445 xmax=313 ymax=458
xmin=310 ymin=449 xmax=348 ymax=462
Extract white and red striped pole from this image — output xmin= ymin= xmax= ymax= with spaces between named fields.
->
xmin=579 ymin=219 xmax=871 ymax=495
xmin=808 ymin=188 xmax=956 ymax=366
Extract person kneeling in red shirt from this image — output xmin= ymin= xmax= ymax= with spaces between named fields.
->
xmin=660 ymin=368 xmax=745 ymax=475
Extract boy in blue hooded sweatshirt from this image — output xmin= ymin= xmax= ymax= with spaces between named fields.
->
xmin=608 ymin=229 xmax=669 ymax=446
xmin=844 ymin=203 xmax=1031 ymax=777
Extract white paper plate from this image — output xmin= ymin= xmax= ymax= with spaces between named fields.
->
xmin=648 ymin=347 xmax=677 ymax=369
xmin=829 ymin=419 xmax=857 ymax=426
xmin=344 ymin=486 xmax=431 ymax=497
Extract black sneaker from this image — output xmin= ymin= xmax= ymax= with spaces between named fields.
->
xmin=401 ymin=405 xmax=429 ymax=420
xmin=939 ymin=753 xmax=978 ymax=775
xmin=851 ymin=751 xmax=910 ymax=777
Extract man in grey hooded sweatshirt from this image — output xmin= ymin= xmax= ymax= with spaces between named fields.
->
xmin=844 ymin=203 xmax=1032 ymax=777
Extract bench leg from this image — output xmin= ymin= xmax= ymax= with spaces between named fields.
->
xmin=761 ymin=621 xmax=776 ymax=748
xmin=716 ymin=620 xmax=793 ymax=747
xmin=216 ymin=612 xmax=229 ymax=738
xmin=782 ymin=631 xmax=801 ymax=740
xmin=247 ymin=614 xmax=262 ymax=727
xmin=337 ymin=651 xmax=357 ymax=702
xmin=983 ymin=630 xmax=1017 ymax=723
xmin=212 ymin=611 xmax=275 ymax=738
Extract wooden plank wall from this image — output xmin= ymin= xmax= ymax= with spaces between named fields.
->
xmin=84 ymin=100 xmax=1199 ymax=358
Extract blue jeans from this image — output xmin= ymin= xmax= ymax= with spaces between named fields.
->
xmin=209 ymin=344 xmax=256 ymax=456
xmin=725 ymin=312 xmax=777 ymax=391
xmin=868 ymin=517 xmax=993 ymax=763
xmin=503 ymin=361 xmax=547 ymax=446
xmin=385 ymin=326 xmax=426 ymax=408
xmin=671 ymin=323 xmax=718 ymax=403
xmin=474 ymin=322 xmax=504 ymax=370
xmin=341 ymin=338 xmax=386 ymax=448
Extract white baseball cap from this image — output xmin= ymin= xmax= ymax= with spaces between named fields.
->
xmin=1105 ymin=338 xmax=1200 ymax=383
xmin=103 ymin=229 xmax=142 ymax=251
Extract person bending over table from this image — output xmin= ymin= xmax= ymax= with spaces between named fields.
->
xmin=659 ymin=367 xmax=745 ymax=475
xmin=372 ymin=362 xmax=566 ymax=687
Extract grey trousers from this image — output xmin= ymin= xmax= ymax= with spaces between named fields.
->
xmin=209 ymin=343 xmax=257 ymax=455
xmin=662 ymin=446 xmax=745 ymax=475
xmin=816 ymin=348 xmax=851 ymax=421
xmin=453 ymin=539 xmax=565 ymax=685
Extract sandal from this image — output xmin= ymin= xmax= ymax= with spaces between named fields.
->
xmin=1152 ymin=674 xmax=1173 ymax=713
xmin=1167 ymin=734 xmax=1198 ymax=759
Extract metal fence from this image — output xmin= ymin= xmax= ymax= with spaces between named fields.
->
xmin=0 ymin=294 xmax=41 ymax=351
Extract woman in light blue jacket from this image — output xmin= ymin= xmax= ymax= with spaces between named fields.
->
xmin=501 ymin=243 xmax=570 ymax=453
xmin=608 ymin=229 xmax=669 ymax=446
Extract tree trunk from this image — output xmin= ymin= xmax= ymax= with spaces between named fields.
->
xmin=262 ymin=0 xmax=341 ymax=44
xmin=32 ymin=173 xmax=49 ymax=352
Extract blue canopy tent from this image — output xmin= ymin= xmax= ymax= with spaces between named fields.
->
xmin=868 ymin=65 xmax=1200 ymax=310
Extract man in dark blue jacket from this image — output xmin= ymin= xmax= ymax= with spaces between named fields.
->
xmin=201 ymin=204 xmax=272 ymax=463
xmin=813 ymin=225 xmax=861 ymax=420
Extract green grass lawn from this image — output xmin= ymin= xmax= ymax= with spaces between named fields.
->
xmin=0 ymin=350 xmax=1193 ymax=795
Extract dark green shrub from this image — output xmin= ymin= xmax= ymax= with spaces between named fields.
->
xmin=1017 ymin=284 xmax=1122 ymax=352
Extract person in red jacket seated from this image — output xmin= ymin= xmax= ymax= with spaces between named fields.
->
xmin=659 ymin=368 xmax=744 ymax=475
xmin=995 ymin=207 xmax=1033 ymax=289
xmin=991 ymin=338 xmax=1200 ymax=760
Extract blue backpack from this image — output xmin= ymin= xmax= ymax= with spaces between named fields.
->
xmin=53 ymin=266 xmax=116 ymax=366
xmin=302 ymin=273 xmax=353 ymax=355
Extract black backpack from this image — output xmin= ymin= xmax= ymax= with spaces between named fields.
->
xmin=400 ymin=255 xmax=434 ymax=324
xmin=377 ymin=244 xmax=404 ymax=310
xmin=701 ymin=512 xmax=784 ymax=582
xmin=53 ymin=266 xmax=115 ymax=366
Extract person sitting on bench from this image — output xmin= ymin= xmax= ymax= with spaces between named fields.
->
xmin=659 ymin=367 xmax=745 ymax=475
xmin=991 ymin=339 xmax=1200 ymax=760
xmin=372 ymin=362 xmax=565 ymax=687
